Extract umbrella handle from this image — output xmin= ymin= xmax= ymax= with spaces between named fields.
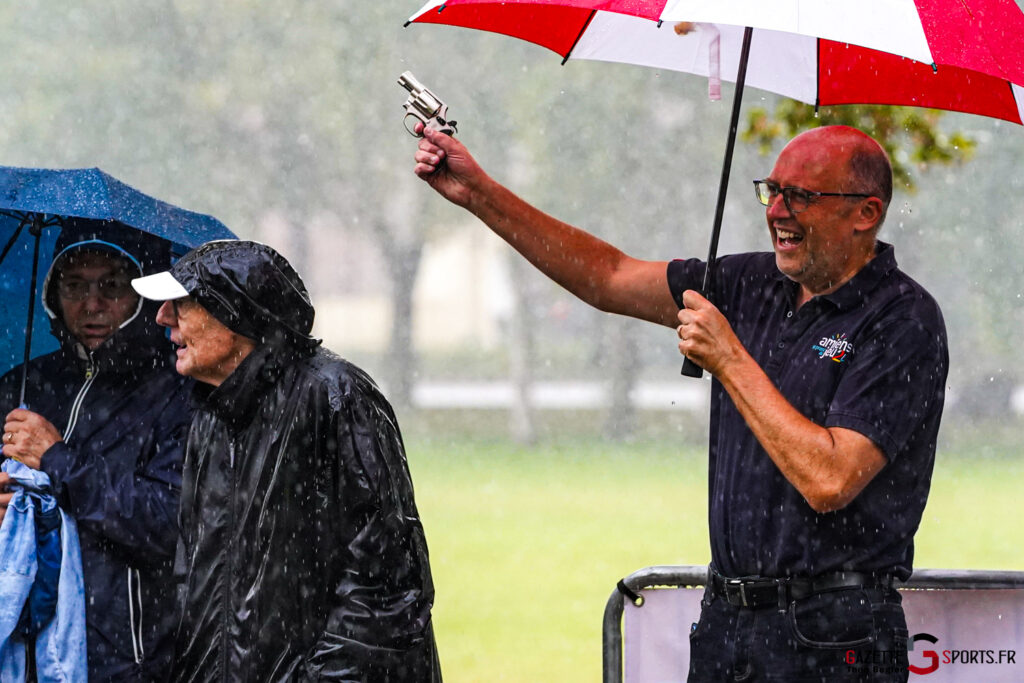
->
xmin=681 ymin=355 xmax=704 ymax=378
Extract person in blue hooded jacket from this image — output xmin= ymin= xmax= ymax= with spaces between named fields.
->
xmin=0 ymin=219 xmax=191 ymax=682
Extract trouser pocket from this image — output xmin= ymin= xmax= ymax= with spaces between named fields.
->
xmin=787 ymin=587 xmax=876 ymax=648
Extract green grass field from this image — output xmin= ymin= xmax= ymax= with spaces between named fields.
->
xmin=403 ymin=416 xmax=1024 ymax=683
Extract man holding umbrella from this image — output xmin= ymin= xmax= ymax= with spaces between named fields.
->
xmin=0 ymin=219 xmax=191 ymax=681
xmin=413 ymin=124 xmax=947 ymax=681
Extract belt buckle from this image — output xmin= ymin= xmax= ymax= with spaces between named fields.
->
xmin=726 ymin=578 xmax=749 ymax=607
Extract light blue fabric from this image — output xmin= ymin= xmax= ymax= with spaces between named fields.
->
xmin=0 ymin=460 xmax=87 ymax=682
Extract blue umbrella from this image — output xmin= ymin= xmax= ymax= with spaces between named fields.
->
xmin=0 ymin=166 xmax=236 ymax=398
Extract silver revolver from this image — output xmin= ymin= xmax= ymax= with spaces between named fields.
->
xmin=398 ymin=71 xmax=458 ymax=137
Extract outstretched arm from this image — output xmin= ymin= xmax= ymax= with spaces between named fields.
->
xmin=414 ymin=126 xmax=680 ymax=327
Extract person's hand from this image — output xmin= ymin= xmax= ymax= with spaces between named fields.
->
xmin=3 ymin=409 xmax=61 ymax=470
xmin=412 ymin=124 xmax=485 ymax=208
xmin=676 ymin=290 xmax=746 ymax=377
xmin=0 ymin=473 xmax=13 ymax=527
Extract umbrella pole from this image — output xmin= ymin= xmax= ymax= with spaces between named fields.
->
xmin=19 ymin=215 xmax=45 ymax=406
xmin=681 ymin=25 xmax=754 ymax=378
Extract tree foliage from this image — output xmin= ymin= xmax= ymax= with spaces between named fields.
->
xmin=743 ymin=101 xmax=977 ymax=192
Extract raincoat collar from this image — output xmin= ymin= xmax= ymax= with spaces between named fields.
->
xmin=193 ymin=341 xmax=314 ymax=435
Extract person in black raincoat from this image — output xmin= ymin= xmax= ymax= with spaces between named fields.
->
xmin=0 ymin=219 xmax=191 ymax=681
xmin=131 ymin=239 xmax=440 ymax=682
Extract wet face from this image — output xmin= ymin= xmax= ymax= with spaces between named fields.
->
xmin=57 ymin=252 xmax=140 ymax=350
xmin=764 ymin=129 xmax=882 ymax=301
xmin=155 ymin=297 xmax=256 ymax=386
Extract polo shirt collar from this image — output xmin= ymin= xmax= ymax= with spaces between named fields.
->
xmin=773 ymin=241 xmax=898 ymax=311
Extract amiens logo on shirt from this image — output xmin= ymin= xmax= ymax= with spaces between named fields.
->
xmin=812 ymin=333 xmax=854 ymax=362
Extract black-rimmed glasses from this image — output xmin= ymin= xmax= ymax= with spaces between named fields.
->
xmin=170 ymin=297 xmax=194 ymax=319
xmin=753 ymin=179 xmax=872 ymax=214
xmin=57 ymin=277 xmax=135 ymax=302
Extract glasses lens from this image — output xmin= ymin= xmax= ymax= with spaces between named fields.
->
xmin=97 ymin=278 xmax=133 ymax=299
xmin=784 ymin=188 xmax=811 ymax=213
xmin=58 ymin=278 xmax=133 ymax=301
xmin=58 ymin=280 xmax=89 ymax=300
xmin=171 ymin=296 xmax=195 ymax=318
xmin=754 ymin=181 xmax=773 ymax=206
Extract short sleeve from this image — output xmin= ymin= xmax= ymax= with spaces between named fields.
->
xmin=666 ymin=258 xmax=707 ymax=309
xmin=825 ymin=318 xmax=948 ymax=460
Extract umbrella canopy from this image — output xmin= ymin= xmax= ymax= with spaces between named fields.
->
xmin=407 ymin=0 xmax=1024 ymax=124
xmin=407 ymin=0 xmax=1024 ymax=375
xmin=0 ymin=166 xmax=236 ymax=377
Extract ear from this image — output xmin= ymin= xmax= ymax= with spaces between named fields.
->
xmin=854 ymin=197 xmax=885 ymax=233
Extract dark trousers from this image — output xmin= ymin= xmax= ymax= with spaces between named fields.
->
xmin=688 ymin=585 xmax=909 ymax=682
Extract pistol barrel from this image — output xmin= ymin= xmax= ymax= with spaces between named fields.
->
xmin=398 ymin=70 xmax=424 ymax=94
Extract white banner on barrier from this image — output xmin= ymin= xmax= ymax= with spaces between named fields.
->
xmin=623 ymin=587 xmax=1024 ymax=682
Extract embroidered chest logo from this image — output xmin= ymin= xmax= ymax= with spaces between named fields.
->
xmin=812 ymin=333 xmax=854 ymax=363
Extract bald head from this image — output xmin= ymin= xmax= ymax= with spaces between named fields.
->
xmin=783 ymin=126 xmax=893 ymax=228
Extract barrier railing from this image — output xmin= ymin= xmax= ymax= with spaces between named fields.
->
xmin=603 ymin=565 xmax=1024 ymax=683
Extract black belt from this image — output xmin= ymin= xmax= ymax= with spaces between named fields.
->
xmin=708 ymin=567 xmax=895 ymax=609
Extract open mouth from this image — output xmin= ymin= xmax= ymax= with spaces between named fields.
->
xmin=776 ymin=228 xmax=804 ymax=248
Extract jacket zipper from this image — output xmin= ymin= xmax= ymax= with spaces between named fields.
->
xmin=221 ymin=438 xmax=237 ymax=682
xmin=62 ymin=356 xmax=97 ymax=440
xmin=127 ymin=568 xmax=144 ymax=664
xmin=65 ymin=357 xmax=151 ymax=664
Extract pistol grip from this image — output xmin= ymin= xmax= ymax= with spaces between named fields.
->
xmin=680 ymin=357 xmax=704 ymax=378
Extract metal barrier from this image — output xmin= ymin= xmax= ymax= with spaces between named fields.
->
xmin=603 ymin=565 xmax=1024 ymax=683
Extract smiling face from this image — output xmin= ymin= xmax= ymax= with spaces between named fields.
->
xmin=764 ymin=127 xmax=886 ymax=304
xmin=155 ymin=297 xmax=256 ymax=386
xmin=57 ymin=251 xmax=141 ymax=350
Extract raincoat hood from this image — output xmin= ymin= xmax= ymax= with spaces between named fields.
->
xmin=133 ymin=239 xmax=320 ymax=352
xmin=41 ymin=218 xmax=172 ymax=370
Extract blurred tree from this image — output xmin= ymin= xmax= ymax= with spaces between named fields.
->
xmin=2 ymin=0 xmax=1020 ymax=435
xmin=742 ymin=101 xmax=976 ymax=192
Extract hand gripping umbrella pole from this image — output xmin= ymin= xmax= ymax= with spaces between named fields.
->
xmin=680 ymin=26 xmax=753 ymax=379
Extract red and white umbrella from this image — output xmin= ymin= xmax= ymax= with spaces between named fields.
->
xmin=406 ymin=0 xmax=1024 ymax=375
xmin=407 ymin=0 xmax=1024 ymax=123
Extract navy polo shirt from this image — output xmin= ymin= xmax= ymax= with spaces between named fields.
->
xmin=667 ymin=242 xmax=948 ymax=581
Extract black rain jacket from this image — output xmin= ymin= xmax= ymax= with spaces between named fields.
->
xmin=171 ymin=340 xmax=440 ymax=682
xmin=0 ymin=223 xmax=191 ymax=681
